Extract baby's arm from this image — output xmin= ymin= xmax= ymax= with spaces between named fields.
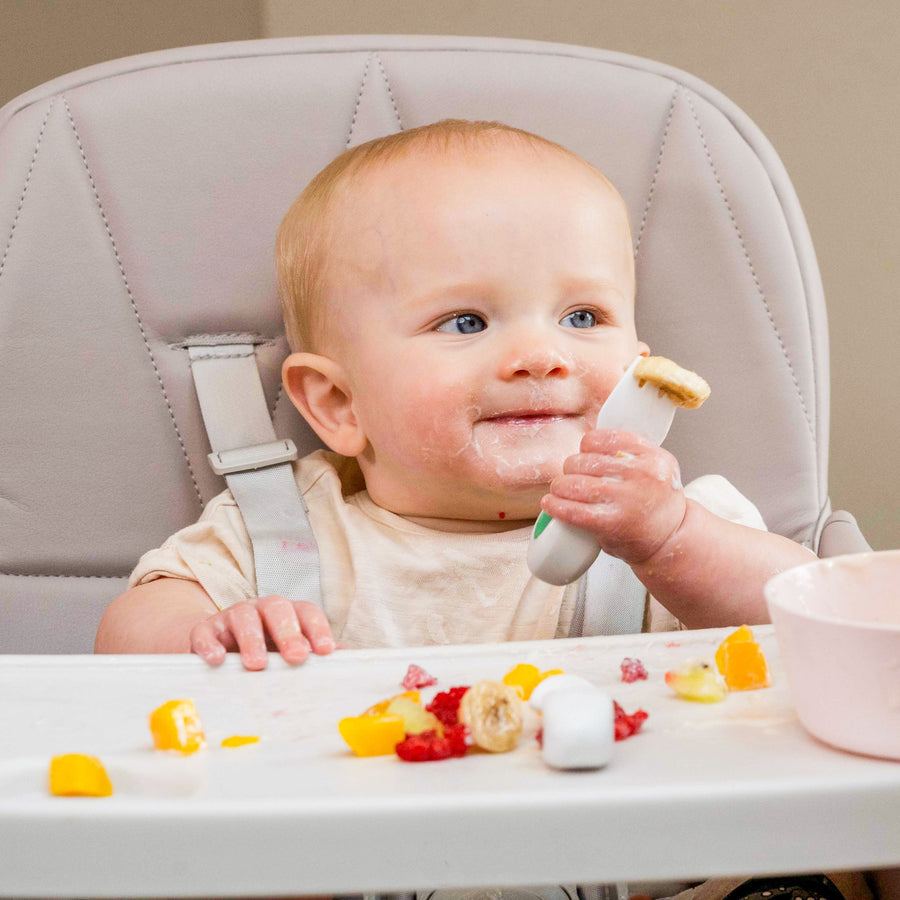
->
xmin=95 ymin=578 xmax=335 ymax=669
xmin=542 ymin=429 xmax=816 ymax=628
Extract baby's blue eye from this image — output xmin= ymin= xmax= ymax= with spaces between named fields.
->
xmin=561 ymin=310 xmax=597 ymax=329
xmin=437 ymin=313 xmax=487 ymax=334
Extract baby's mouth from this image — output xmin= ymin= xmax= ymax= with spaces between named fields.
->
xmin=482 ymin=410 xmax=578 ymax=427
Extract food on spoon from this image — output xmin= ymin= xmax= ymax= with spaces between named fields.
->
xmin=339 ymin=714 xmax=406 ymax=756
xmin=664 ymin=660 xmax=727 ymax=703
xmin=149 ymin=699 xmax=207 ymax=754
xmin=633 ymin=356 xmax=710 ymax=409
xmin=502 ymin=663 xmax=564 ymax=700
xmin=458 ymin=680 xmax=523 ymax=752
xmin=49 ymin=753 xmax=113 ymax=797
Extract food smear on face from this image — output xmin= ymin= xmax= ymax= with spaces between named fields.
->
xmin=49 ymin=754 xmax=113 ymax=797
xmin=149 ymin=699 xmax=207 ymax=754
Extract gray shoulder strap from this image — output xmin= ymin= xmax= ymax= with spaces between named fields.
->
xmin=185 ymin=337 xmax=322 ymax=608
xmin=568 ymin=551 xmax=645 ymax=638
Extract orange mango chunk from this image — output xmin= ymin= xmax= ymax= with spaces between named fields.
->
xmin=49 ymin=754 xmax=113 ymax=797
xmin=221 ymin=735 xmax=260 ymax=748
xmin=715 ymin=625 xmax=754 ymax=674
xmin=721 ymin=640 xmax=771 ymax=691
xmin=338 ymin=714 xmax=406 ymax=756
xmin=149 ymin=699 xmax=206 ymax=754
xmin=502 ymin=664 xmax=566 ymax=700
xmin=362 ymin=690 xmax=420 ymax=716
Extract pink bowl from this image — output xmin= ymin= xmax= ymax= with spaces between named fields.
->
xmin=765 ymin=549 xmax=900 ymax=760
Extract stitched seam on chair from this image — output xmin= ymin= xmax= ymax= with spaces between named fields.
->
xmin=270 ymin=380 xmax=285 ymax=420
xmin=634 ymin=86 xmax=678 ymax=260
xmin=0 ymin=571 xmax=129 ymax=579
xmin=62 ymin=97 xmax=204 ymax=506
xmin=684 ymin=90 xmax=815 ymax=439
xmin=346 ymin=53 xmax=373 ymax=148
xmin=374 ymin=52 xmax=404 ymax=131
xmin=0 ymin=99 xmax=55 ymax=288
xmin=189 ymin=351 xmax=255 ymax=361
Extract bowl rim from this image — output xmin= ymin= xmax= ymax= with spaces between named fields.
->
xmin=764 ymin=549 xmax=900 ymax=633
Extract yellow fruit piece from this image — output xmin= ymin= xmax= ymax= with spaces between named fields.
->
xmin=665 ymin=660 xmax=727 ymax=703
xmin=338 ymin=714 xmax=406 ymax=756
xmin=502 ymin=664 xmax=541 ymax=700
xmin=715 ymin=625 xmax=754 ymax=674
xmin=502 ymin=664 xmax=565 ymax=701
xmin=221 ymin=735 xmax=260 ymax=748
xmin=362 ymin=690 xmax=420 ymax=716
xmin=721 ymin=640 xmax=771 ymax=691
xmin=385 ymin=695 xmax=443 ymax=735
xmin=459 ymin=680 xmax=523 ymax=752
xmin=49 ymin=754 xmax=113 ymax=797
xmin=149 ymin=699 xmax=207 ymax=754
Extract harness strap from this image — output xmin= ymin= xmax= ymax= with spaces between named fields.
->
xmin=569 ymin=551 xmax=645 ymax=638
xmin=186 ymin=339 xmax=322 ymax=607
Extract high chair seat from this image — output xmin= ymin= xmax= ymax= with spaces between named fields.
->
xmin=0 ymin=35 xmax=867 ymax=653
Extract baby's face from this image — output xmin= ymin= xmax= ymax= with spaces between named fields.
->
xmin=320 ymin=143 xmax=646 ymax=523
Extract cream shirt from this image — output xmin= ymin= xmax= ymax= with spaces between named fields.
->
xmin=129 ymin=450 xmax=766 ymax=647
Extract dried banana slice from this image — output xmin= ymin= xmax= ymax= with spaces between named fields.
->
xmin=633 ymin=356 xmax=710 ymax=409
xmin=458 ymin=680 xmax=523 ymax=753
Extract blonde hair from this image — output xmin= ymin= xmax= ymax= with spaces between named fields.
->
xmin=275 ymin=119 xmax=613 ymax=352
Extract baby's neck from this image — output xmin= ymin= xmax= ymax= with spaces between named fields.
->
xmin=402 ymin=513 xmax=531 ymax=534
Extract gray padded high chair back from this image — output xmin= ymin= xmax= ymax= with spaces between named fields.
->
xmin=0 ymin=35 xmax=867 ymax=653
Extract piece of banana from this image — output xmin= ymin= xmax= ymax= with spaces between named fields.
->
xmin=458 ymin=680 xmax=524 ymax=752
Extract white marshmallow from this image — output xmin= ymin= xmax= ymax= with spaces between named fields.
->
xmin=540 ymin=687 xmax=614 ymax=770
xmin=528 ymin=673 xmax=593 ymax=712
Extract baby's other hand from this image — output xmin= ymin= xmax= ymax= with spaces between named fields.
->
xmin=189 ymin=596 xmax=335 ymax=670
xmin=542 ymin=429 xmax=686 ymax=566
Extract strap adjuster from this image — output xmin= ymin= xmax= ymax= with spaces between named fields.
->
xmin=208 ymin=439 xmax=298 ymax=476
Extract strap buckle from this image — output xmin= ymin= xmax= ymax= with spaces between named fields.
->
xmin=208 ymin=439 xmax=298 ymax=476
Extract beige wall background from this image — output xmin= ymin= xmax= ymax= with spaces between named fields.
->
xmin=2 ymin=0 xmax=897 ymax=550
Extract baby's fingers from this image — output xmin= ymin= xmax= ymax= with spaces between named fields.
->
xmin=222 ymin=601 xmax=269 ymax=670
xmin=255 ymin=595 xmax=311 ymax=664
xmin=189 ymin=617 xmax=233 ymax=667
xmin=292 ymin=600 xmax=335 ymax=655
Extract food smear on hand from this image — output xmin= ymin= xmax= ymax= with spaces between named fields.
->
xmin=221 ymin=735 xmax=260 ymax=748
xmin=401 ymin=663 xmax=438 ymax=690
xmin=458 ymin=680 xmax=524 ymax=752
xmin=149 ymin=699 xmax=207 ymax=754
xmin=664 ymin=660 xmax=727 ymax=703
xmin=49 ymin=754 xmax=113 ymax=797
xmin=502 ymin=663 xmax=564 ymax=700
xmin=620 ymin=657 xmax=648 ymax=683
xmin=613 ymin=701 xmax=648 ymax=740
xmin=339 ymin=714 xmax=406 ymax=756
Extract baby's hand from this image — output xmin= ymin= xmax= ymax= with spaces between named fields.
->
xmin=189 ymin=596 xmax=336 ymax=670
xmin=542 ymin=429 xmax=686 ymax=566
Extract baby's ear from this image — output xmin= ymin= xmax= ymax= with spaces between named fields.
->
xmin=282 ymin=353 xmax=367 ymax=457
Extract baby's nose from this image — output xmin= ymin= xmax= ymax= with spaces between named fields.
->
xmin=498 ymin=337 xmax=572 ymax=380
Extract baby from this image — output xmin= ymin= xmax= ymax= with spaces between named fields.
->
xmin=95 ymin=119 xmax=814 ymax=666
xmin=95 ymin=120 xmax=881 ymax=900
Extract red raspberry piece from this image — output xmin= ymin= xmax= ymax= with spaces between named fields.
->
xmin=395 ymin=726 xmax=470 ymax=762
xmin=425 ymin=686 xmax=470 ymax=727
xmin=401 ymin=664 xmax=438 ymax=690
xmin=613 ymin=700 xmax=648 ymax=741
xmin=620 ymin=657 xmax=648 ymax=683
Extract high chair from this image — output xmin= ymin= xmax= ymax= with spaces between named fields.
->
xmin=0 ymin=35 xmax=869 ymax=653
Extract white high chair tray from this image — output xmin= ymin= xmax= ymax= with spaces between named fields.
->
xmin=1 ymin=626 xmax=898 ymax=898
